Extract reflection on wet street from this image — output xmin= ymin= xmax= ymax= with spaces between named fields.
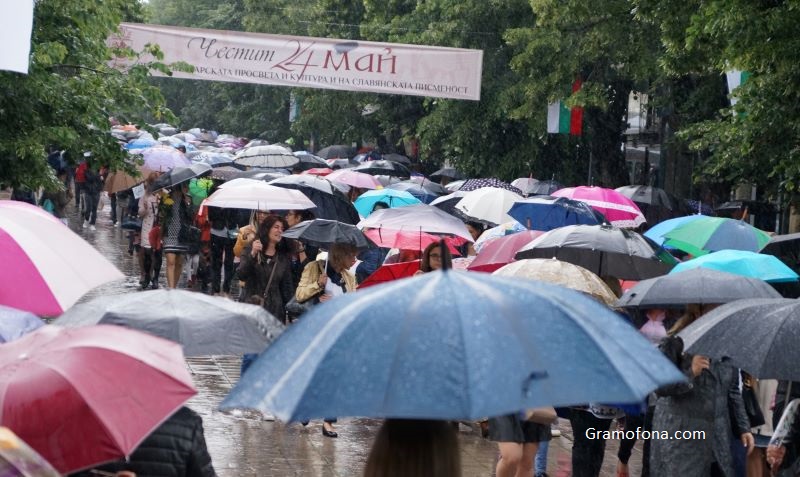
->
xmin=71 ymin=201 xmax=642 ymax=476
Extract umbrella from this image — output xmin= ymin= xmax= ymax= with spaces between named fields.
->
xmin=382 ymin=152 xmax=411 ymax=164
xmin=124 ymin=136 xmax=158 ymax=150
xmin=351 ymin=160 xmax=411 ymax=178
xmin=233 ymin=145 xmax=298 ymax=169
xmin=141 ymin=146 xmax=191 ymax=171
xmin=282 ymin=219 xmax=371 ymax=250
xmin=615 ymin=185 xmax=686 ymax=224
xmin=467 ymin=230 xmax=545 ymax=273
xmin=511 ymin=178 xmax=541 ymax=196
xmin=386 ymin=182 xmax=440 ymax=204
xmin=149 ymin=163 xmax=212 ymax=192
xmin=188 ymin=177 xmax=214 ymax=203
xmin=614 ymin=268 xmax=782 ymax=309
xmin=269 ymin=175 xmax=361 ymax=225
xmin=430 ymin=191 xmax=468 ymax=217
xmin=325 ymin=158 xmax=359 ymax=169
xmin=302 ymin=167 xmax=334 ymax=176
xmin=458 ymin=178 xmax=523 ymax=195
xmin=0 ymin=305 xmax=43 ymax=343
xmin=0 ymin=427 xmax=60 ymax=477
xmin=233 ymin=169 xmax=289 ymax=182
xmin=643 ymin=214 xmax=708 ymax=246
xmin=508 ymin=196 xmax=604 ymax=231
xmin=326 ymin=169 xmax=382 ymax=189
xmin=0 ymin=201 xmax=124 ymax=316
xmin=454 ymin=187 xmax=524 ymax=226
xmin=407 ymin=176 xmax=450 ymax=195
xmin=353 ymin=189 xmax=422 ymax=217
xmin=192 ymin=151 xmax=234 ymax=167
xmin=515 ymin=224 xmax=677 ymax=280
xmin=209 ymin=165 xmax=244 ymax=181
xmin=552 ymin=186 xmax=645 ymax=229
xmin=473 ymin=221 xmax=528 ymax=253
xmin=358 ymin=204 xmax=474 ymax=243
xmin=527 ymin=179 xmax=564 ymax=196
xmin=205 ymin=181 xmax=316 ymax=211
xmin=357 ymin=260 xmax=421 ymax=288
xmin=662 ymin=216 xmax=771 ymax=256
xmin=292 ymin=151 xmax=329 ymax=171
xmin=219 ymin=270 xmax=684 ymax=421
xmin=363 ymin=228 xmax=464 ymax=253
xmin=493 ymin=258 xmax=619 ymax=306
xmin=684 ymin=199 xmax=716 ymax=216
xmin=761 ymin=232 xmax=800 ymax=273
xmin=445 ymin=179 xmax=466 ymax=191
xmin=317 ymin=145 xmax=355 ymax=159
xmin=669 ymin=250 xmax=799 ymax=283
xmin=53 ymin=290 xmax=284 ymax=356
xmin=678 ymin=298 xmax=800 ymax=381
xmin=103 ymin=170 xmax=141 ymax=194
xmin=0 ymin=325 xmax=196 ymax=474
xmin=429 ymin=167 xmax=465 ymax=182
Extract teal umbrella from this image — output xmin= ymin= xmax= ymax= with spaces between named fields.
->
xmin=663 ymin=216 xmax=770 ymax=256
xmin=669 ymin=250 xmax=798 ymax=283
xmin=353 ymin=189 xmax=421 ymax=217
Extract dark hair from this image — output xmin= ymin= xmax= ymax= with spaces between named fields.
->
xmin=258 ymin=215 xmax=291 ymax=253
xmin=364 ymin=419 xmax=460 ymax=477
xmin=372 ymin=201 xmax=389 ymax=212
xmin=420 ymin=242 xmax=452 ymax=272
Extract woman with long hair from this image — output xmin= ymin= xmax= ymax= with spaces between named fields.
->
xmin=159 ymin=183 xmax=193 ymax=289
xmin=414 ymin=241 xmax=452 ymax=275
xmin=364 ymin=419 xmax=461 ymax=477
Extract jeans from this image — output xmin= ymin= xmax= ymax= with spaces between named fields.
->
xmin=83 ymin=192 xmax=99 ymax=225
xmin=110 ymin=193 xmax=117 ymax=223
xmin=75 ymin=181 xmax=85 ymax=209
xmin=535 ymin=439 xmax=549 ymax=475
xmin=210 ymin=234 xmax=235 ymax=294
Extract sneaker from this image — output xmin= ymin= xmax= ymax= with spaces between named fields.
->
xmin=150 ymin=282 xmax=159 ymax=289
xmin=551 ymin=428 xmax=562 ymax=437
xmin=89 ymin=225 xmax=96 ymax=231
xmin=262 ymin=413 xmax=276 ymax=421
xmin=82 ymin=220 xmax=88 ymax=228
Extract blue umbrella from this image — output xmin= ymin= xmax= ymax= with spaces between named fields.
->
xmin=220 ymin=270 xmax=685 ymax=422
xmin=670 ymin=250 xmax=799 ymax=283
xmin=643 ymin=214 xmax=707 ymax=246
xmin=353 ymin=189 xmax=422 ymax=217
xmin=508 ymin=196 xmax=605 ymax=231
xmin=386 ymin=182 xmax=439 ymax=204
xmin=0 ymin=305 xmax=44 ymax=343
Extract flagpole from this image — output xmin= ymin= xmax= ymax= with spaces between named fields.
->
xmin=587 ymin=151 xmax=593 ymax=186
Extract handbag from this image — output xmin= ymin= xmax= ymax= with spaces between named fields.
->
xmin=742 ymin=382 xmax=765 ymax=428
xmin=286 ymin=294 xmax=320 ymax=318
xmin=121 ymin=215 xmax=143 ymax=230
xmin=525 ymin=406 xmax=558 ymax=425
xmin=149 ymin=224 xmax=162 ymax=251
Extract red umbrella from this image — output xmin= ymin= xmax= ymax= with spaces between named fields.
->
xmin=358 ymin=260 xmax=421 ymax=289
xmin=0 ymin=325 xmax=196 ymax=474
xmin=468 ymin=230 xmax=545 ymax=273
xmin=363 ymin=228 xmax=464 ymax=254
xmin=302 ymin=167 xmax=334 ymax=177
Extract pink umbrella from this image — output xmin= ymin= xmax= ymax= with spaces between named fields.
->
xmin=0 ymin=201 xmax=124 ymax=316
xmin=327 ymin=169 xmax=382 ymax=189
xmin=302 ymin=167 xmax=334 ymax=176
xmin=467 ymin=230 xmax=545 ymax=273
xmin=141 ymin=146 xmax=191 ymax=171
xmin=552 ymin=186 xmax=645 ymax=228
xmin=363 ymin=228 xmax=464 ymax=254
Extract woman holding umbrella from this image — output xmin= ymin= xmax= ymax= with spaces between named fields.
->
xmin=295 ymin=242 xmax=359 ymax=438
xmin=159 ymin=183 xmax=194 ymax=289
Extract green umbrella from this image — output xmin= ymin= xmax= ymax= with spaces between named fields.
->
xmin=189 ymin=177 xmax=214 ymax=204
xmin=663 ymin=216 xmax=770 ymax=257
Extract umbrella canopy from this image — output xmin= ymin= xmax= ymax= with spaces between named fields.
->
xmin=358 ymin=204 xmax=474 ymax=243
xmin=220 ymin=270 xmax=684 ymax=421
xmin=103 ymin=170 xmax=140 ymax=194
xmin=684 ymin=199 xmax=716 ymax=216
xmin=615 ymin=185 xmax=686 ymax=224
xmin=429 ymin=167 xmax=465 ymax=182
xmin=0 ymin=201 xmax=124 ymax=316
xmin=678 ymin=298 xmax=800 ymax=381
xmin=386 ymin=182 xmax=440 ymax=204
xmin=325 ymin=158 xmax=359 ymax=169
xmin=454 ymin=187 xmax=524 ymax=226
xmin=761 ymin=232 xmax=800 ymax=275
xmin=357 ymin=260 xmax=421 ymax=289
xmin=292 ymin=151 xmax=329 ymax=171
xmin=141 ymin=146 xmax=191 ymax=171
xmin=467 ymin=230 xmax=545 ymax=273
xmin=282 ymin=219 xmax=371 ymax=250
xmin=662 ymin=216 xmax=771 ymax=256
xmin=317 ymin=145 xmax=355 ymax=159
xmin=445 ymin=179 xmax=466 ymax=191
xmin=429 ymin=191 xmax=468 ymax=217
xmin=351 ymin=160 xmax=411 ymax=178
xmin=302 ymin=167 xmax=334 ymax=176
xmin=205 ymin=180 xmax=316 ymax=211
xmin=233 ymin=168 xmax=288 ymax=182
xmin=149 ymin=163 xmax=212 ymax=192
xmin=233 ymin=145 xmax=298 ymax=168
xmin=511 ymin=178 xmax=541 ymax=196
xmin=458 ymin=178 xmax=523 ymax=195
xmin=0 ymin=427 xmax=60 ymax=477
xmin=552 ymin=186 xmax=645 ymax=229
xmin=0 ymin=305 xmax=43 ymax=343
xmin=473 ymin=221 xmax=528 ymax=253
xmin=209 ymin=165 xmax=243 ymax=181
xmin=382 ymin=152 xmax=411 ymax=164
xmin=192 ymin=151 xmax=234 ymax=167
xmin=508 ymin=196 xmax=605 ymax=231
xmin=353 ymin=189 xmax=422 ymax=217
xmin=269 ymin=175 xmax=360 ymax=225
xmin=0 ymin=325 xmax=196 ymax=474
xmin=53 ymin=290 xmax=284 ymax=356
xmin=363 ymin=228 xmax=464 ymax=253
xmin=326 ymin=169 xmax=382 ymax=190
xmin=515 ymin=224 xmax=677 ymax=280
xmin=615 ymin=268 xmax=782 ymax=309
xmin=407 ymin=176 xmax=450 ymax=195
xmin=643 ymin=214 xmax=708 ymax=246
xmin=493 ymin=259 xmax=619 ymax=306
xmin=527 ymin=179 xmax=564 ymax=196
xmin=669 ymin=250 xmax=799 ymax=283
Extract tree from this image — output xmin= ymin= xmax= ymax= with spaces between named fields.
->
xmin=0 ymin=0 xmax=175 ymax=188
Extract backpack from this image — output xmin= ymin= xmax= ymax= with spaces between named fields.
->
xmin=41 ymin=197 xmax=55 ymax=214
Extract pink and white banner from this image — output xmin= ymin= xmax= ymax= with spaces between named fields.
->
xmin=109 ymin=23 xmax=483 ymax=101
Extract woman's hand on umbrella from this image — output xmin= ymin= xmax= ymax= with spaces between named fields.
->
xmin=251 ymin=239 xmax=262 ymax=257
xmin=767 ymin=444 xmax=785 ymax=471
xmin=317 ymin=275 xmax=328 ymax=288
xmin=690 ymin=355 xmax=710 ymax=377
xmin=319 ymin=293 xmax=332 ymax=303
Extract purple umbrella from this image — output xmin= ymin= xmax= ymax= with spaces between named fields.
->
xmin=0 ymin=305 xmax=44 ymax=343
xmin=141 ymin=146 xmax=192 ymax=171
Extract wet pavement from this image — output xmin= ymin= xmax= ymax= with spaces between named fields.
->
xmin=67 ymin=197 xmax=644 ymax=476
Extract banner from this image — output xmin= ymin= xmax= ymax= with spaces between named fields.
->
xmin=108 ymin=23 xmax=483 ymax=101
xmin=0 ymin=0 xmax=34 ymax=74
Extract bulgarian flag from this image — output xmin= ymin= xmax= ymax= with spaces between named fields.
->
xmin=726 ymin=70 xmax=751 ymax=106
xmin=547 ymin=79 xmax=583 ymax=135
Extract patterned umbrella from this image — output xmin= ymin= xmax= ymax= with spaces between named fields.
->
xmin=234 ymin=145 xmax=298 ymax=168
xmin=552 ymin=186 xmax=645 ymax=228
xmin=458 ymin=178 xmax=523 ymax=196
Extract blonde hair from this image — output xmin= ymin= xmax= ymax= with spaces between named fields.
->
xmin=668 ymin=303 xmax=718 ymax=336
xmin=328 ymin=243 xmax=359 ymax=272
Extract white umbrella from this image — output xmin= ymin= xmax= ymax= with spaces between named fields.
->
xmin=205 ymin=181 xmax=316 ymax=211
xmin=358 ymin=204 xmax=473 ymax=242
xmin=454 ymin=187 xmax=524 ymax=226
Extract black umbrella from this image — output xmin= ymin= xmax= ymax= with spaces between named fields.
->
xmin=430 ymin=167 xmax=465 ymax=182
xmin=210 ymin=166 xmax=245 ymax=181
xmin=149 ymin=163 xmax=212 ymax=192
xmin=269 ymin=175 xmax=360 ymax=225
xmin=616 ymin=185 xmax=687 ymax=224
xmin=317 ymin=145 xmax=356 ymax=159
xmin=458 ymin=178 xmax=523 ymax=196
xmin=292 ymin=151 xmax=329 ymax=171
xmin=527 ymin=179 xmax=564 ymax=196
xmin=282 ymin=219 xmax=371 ymax=250
xmin=352 ymin=160 xmax=411 ymax=178
xmin=514 ymin=224 xmax=677 ymax=280
xmin=615 ymin=268 xmax=781 ymax=309
xmin=381 ymin=152 xmax=411 ymax=164
xmin=430 ymin=191 xmax=468 ymax=217
xmin=679 ymin=298 xmax=800 ymax=380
